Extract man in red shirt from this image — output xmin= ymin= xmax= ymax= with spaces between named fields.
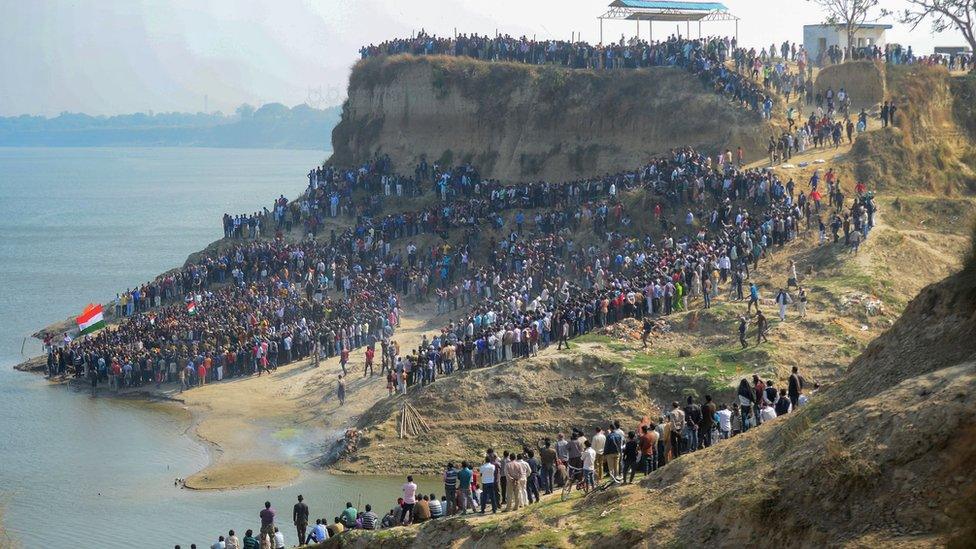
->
xmin=638 ymin=425 xmax=658 ymax=476
xmin=364 ymin=346 xmax=375 ymax=377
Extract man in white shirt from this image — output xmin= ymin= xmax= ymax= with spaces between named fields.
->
xmin=760 ymin=403 xmax=778 ymax=423
xmin=401 ymin=475 xmax=418 ymax=524
xmin=273 ymin=527 xmax=285 ymax=549
xmin=211 ymin=536 xmax=226 ymax=549
xmin=590 ymin=428 xmax=607 ymax=481
xmin=716 ymin=404 xmax=733 ymax=439
xmin=479 ymin=457 xmax=498 ymax=513
xmin=581 ymin=440 xmax=597 ymax=491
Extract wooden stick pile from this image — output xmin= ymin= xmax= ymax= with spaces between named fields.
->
xmin=398 ymin=401 xmax=431 ymax=438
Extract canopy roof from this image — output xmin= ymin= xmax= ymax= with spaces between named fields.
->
xmin=602 ymin=0 xmax=738 ymax=22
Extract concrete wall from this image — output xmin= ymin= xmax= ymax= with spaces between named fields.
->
xmin=804 ymin=25 xmax=888 ymax=63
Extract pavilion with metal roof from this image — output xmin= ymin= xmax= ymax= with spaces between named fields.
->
xmin=598 ymin=0 xmax=740 ymax=44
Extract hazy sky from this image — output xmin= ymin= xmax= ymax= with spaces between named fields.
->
xmin=0 ymin=0 xmax=965 ymax=116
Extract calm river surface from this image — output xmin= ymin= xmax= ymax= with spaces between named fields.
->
xmin=0 ymin=147 xmax=419 ymax=548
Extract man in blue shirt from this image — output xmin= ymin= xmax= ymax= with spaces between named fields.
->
xmin=457 ymin=461 xmax=474 ymax=515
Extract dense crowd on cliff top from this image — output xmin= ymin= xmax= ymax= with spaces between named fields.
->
xmin=360 ymin=30 xmax=970 ymax=70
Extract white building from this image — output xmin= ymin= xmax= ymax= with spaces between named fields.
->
xmin=803 ymin=23 xmax=892 ymax=63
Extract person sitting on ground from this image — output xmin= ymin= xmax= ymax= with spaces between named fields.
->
xmin=210 ymin=536 xmax=226 ymax=549
xmin=428 ymin=493 xmax=444 ymax=518
xmin=381 ymin=509 xmax=398 ymax=529
xmin=225 ymin=530 xmax=239 ymax=549
xmin=306 ymin=519 xmax=328 ymax=544
xmin=414 ymin=494 xmax=432 ymax=523
xmin=340 ymin=502 xmax=358 ymax=528
xmin=361 ymin=504 xmax=379 ymax=530
xmin=241 ymin=530 xmax=259 ymax=549
xmin=327 ymin=517 xmax=345 ymax=537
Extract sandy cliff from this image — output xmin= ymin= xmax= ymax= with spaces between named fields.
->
xmin=330 ymin=55 xmax=771 ymax=181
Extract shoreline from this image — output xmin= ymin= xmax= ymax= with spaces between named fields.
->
xmin=13 ymin=312 xmax=434 ymax=490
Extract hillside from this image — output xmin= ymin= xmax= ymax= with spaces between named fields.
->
xmin=320 ymin=244 xmax=976 ymax=547
xmin=330 ymin=55 xmax=772 ymax=181
xmin=312 ymin=62 xmax=976 ymax=547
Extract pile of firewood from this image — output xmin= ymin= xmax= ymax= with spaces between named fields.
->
xmin=398 ymin=401 xmax=431 ymax=438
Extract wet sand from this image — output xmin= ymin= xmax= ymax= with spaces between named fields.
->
xmin=173 ymin=314 xmax=431 ymax=490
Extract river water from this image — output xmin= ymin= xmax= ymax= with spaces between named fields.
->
xmin=0 ymin=148 xmax=420 ymax=548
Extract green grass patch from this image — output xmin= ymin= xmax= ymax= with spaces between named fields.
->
xmin=504 ymin=529 xmax=569 ymax=548
xmin=272 ymin=427 xmax=301 ymax=441
xmin=625 ymin=346 xmax=745 ymax=382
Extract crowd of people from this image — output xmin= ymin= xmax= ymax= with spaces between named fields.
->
xmin=361 ymin=33 xmax=777 ymax=116
xmin=183 ymin=362 xmax=816 ymax=548
xmin=44 ymin=135 xmax=876 ymax=409
xmin=39 ymin=29 xmax=894 ymax=549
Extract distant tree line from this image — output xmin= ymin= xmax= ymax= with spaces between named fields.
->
xmin=0 ymin=103 xmax=340 ymax=149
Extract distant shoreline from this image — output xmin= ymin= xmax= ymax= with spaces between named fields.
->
xmin=0 ymin=143 xmax=330 ymax=152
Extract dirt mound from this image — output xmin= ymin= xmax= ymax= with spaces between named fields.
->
xmin=851 ymin=64 xmax=976 ymax=194
xmin=815 ymin=60 xmax=885 ymax=109
xmin=331 ymin=55 xmax=771 ymax=182
xmin=331 ymin=351 xmax=655 ymax=475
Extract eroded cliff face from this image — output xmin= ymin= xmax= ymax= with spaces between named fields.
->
xmin=330 ymin=55 xmax=770 ymax=181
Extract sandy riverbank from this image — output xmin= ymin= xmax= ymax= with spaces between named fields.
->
xmin=179 ymin=313 xmax=432 ymax=489
xmin=14 ymin=311 xmax=434 ymax=491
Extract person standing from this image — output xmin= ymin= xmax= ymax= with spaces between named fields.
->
xmin=557 ymin=318 xmax=570 ymax=350
xmin=701 ymin=395 xmax=717 ymax=448
xmin=581 ymin=441 xmax=597 ymax=491
xmin=292 ymin=495 xmax=308 ymax=545
xmin=336 ymin=375 xmax=346 ymax=406
xmin=539 ymin=439 xmax=557 ymax=494
xmin=747 ymin=282 xmax=760 ymax=314
xmin=638 ymin=425 xmax=658 ymax=475
xmin=737 ymin=316 xmax=748 ymax=349
xmin=443 ymin=462 xmax=458 ymax=515
xmin=457 ymin=461 xmax=474 ymax=514
xmin=591 ymin=427 xmax=606 ymax=481
xmin=788 ymin=366 xmax=803 ymax=409
xmin=504 ymin=453 xmax=523 ymax=512
xmin=621 ymin=431 xmax=639 ymax=483
xmin=479 ymin=457 xmax=498 ymax=513
xmin=258 ymin=502 xmax=276 ymax=544
xmin=603 ymin=426 xmax=622 ymax=481
xmin=755 ymin=311 xmax=769 ymax=345
xmin=775 ymin=288 xmax=792 ymax=321
xmin=400 ymin=475 xmax=418 ymax=524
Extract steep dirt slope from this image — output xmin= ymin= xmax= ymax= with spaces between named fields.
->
xmin=815 ymin=60 xmax=886 ymax=108
xmin=317 ymin=228 xmax=976 ymax=549
xmin=331 ymin=55 xmax=771 ymax=182
xmin=852 ymin=65 xmax=976 ymax=195
xmin=333 ymin=350 xmax=655 ymax=475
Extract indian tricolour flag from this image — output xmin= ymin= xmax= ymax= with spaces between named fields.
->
xmin=76 ymin=303 xmax=105 ymax=335
xmin=187 ymin=301 xmax=197 ymax=315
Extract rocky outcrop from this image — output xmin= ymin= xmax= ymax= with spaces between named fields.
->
xmin=330 ymin=55 xmax=770 ymax=182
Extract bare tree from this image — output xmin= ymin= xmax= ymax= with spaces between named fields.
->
xmin=890 ymin=0 xmax=976 ymax=58
xmin=809 ymin=0 xmax=881 ymax=60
